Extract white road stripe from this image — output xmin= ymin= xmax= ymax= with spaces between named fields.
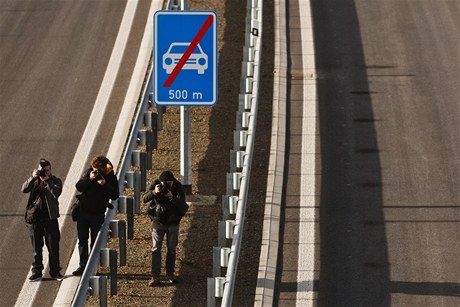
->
xmin=14 ymin=1 xmax=139 ymax=306
xmin=297 ymin=0 xmax=319 ymax=305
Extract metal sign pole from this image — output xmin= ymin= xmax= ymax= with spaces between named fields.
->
xmin=181 ymin=105 xmax=192 ymax=194
xmin=157 ymin=1 xmax=216 ymax=194
xmin=180 ymin=0 xmax=192 ymax=194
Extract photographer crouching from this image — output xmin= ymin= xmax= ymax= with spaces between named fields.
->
xmin=143 ymin=170 xmax=189 ymax=286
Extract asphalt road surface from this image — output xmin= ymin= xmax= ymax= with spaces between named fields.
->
xmin=1 ymin=0 xmax=458 ymax=306
xmin=0 ymin=1 xmax=151 ymax=306
xmin=276 ymin=0 xmax=459 ymax=305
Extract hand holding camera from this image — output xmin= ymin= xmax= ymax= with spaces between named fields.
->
xmin=33 ymin=168 xmax=49 ymax=180
xmin=90 ymin=169 xmax=106 ymax=185
xmin=34 ymin=159 xmax=50 ymax=180
xmin=154 ymin=182 xmax=173 ymax=200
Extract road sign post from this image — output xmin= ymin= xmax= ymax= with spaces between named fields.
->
xmin=154 ymin=11 xmax=218 ymax=106
xmin=153 ymin=10 xmax=217 ymax=192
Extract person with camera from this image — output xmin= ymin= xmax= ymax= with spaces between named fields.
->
xmin=22 ymin=158 xmax=63 ymax=281
xmin=72 ymin=155 xmax=119 ymax=276
xmin=143 ymin=170 xmax=189 ymax=286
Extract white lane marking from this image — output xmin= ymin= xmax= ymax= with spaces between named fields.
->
xmin=297 ymin=0 xmax=319 ymax=305
xmin=52 ymin=1 xmax=163 ymax=306
xmin=14 ymin=1 xmax=139 ymax=306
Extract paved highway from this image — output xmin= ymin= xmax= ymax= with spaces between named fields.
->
xmin=0 ymin=1 xmax=153 ymax=306
xmin=274 ymin=0 xmax=459 ymax=305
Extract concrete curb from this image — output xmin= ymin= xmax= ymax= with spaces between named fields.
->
xmin=254 ymin=0 xmax=288 ymax=305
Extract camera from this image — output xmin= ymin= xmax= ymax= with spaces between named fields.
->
xmin=38 ymin=159 xmax=49 ymax=177
xmin=159 ymin=182 xmax=170 ymax=194
xmin=94 ymin=169 xmax=104 ymax=180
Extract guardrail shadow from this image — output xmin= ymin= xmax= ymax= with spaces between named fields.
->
xmin=313 ymin=0 xmax=391 ymax=306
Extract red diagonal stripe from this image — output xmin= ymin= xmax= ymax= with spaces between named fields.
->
xmin=163 ymin=14 xmax=214 ymax=87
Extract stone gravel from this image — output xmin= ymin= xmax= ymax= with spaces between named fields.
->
xmin=86 ymin=0 xmax=274 ymax=306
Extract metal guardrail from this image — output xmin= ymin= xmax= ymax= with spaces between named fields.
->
xmin=71 ymin=0 xmax=263 ymax=305
xmin=207 ymin=0 xmax=263 ymax=306
xmin=71 ymin=0 xmax=189 ymax=305
xmin=71 ymin=49 xmax=163 ymax=307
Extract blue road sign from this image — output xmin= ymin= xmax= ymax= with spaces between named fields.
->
xmin=154 ymin=11 xmax=218 ymax=106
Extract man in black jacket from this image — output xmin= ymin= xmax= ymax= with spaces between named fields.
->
xmin=22 ymin=158 xmax=63 ymax=281
xmin=143 ymin=170 xmax=188 ymax=286
xmin=72 ymin=155 xmax=119 ymax=276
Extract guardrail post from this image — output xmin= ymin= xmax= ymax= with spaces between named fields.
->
xmin=207 ymin=277 xmax=216 ymax=307
xmin=220 ymin=247 xmax=231 ymax=267
xmin=229 ymin=149 xmax=237 ymax=173
xmin=218 ymin=220 xmax=226 ymax=247
xmin=134 ymin=171 xmax=141 ymax=213
xmin=225 ymin=220 xmax=236 ymax=239
xmin=118 ymin=220 xmax=127 ymax=265
xmin=215 ymin=277 xmax=225 ymax=297
xmin=213 ymin=246 xmax=221 ymax=277
xmin=241 ymin=61 xmax=254 ymax=78
xmin=226 ymin=173 xmax=234 ymax=196
xmin=132 ymin=150 xmax=147 ymax=191
xmin=90 ymin=276 xmax=108 ymax=307
xmin=239 ymin=93 xmax=252 ymax=111
xmin=118 ymin=196 xmax=134 ymax=240
xmin=144 ymin=110 xmax=153 ymax=128
xmin=99 ymin=276 xmax=108 ymax=307
xmin=242 ymin=77 xmax=254 ymax=94
xmin=228 ymin=196 xmax=238 ymax=215
xmin=236 ymin=111 xmax=251 ymax=131
xmin=234 ymin=130 xmax=248 ymax=151
xmin=125 ymin=171 xmax=141 ymax=214
xmin=89 ymin=276 xmax=99 ymax=296
xmin=235 ymin=151 xmax=245 ymax=171
xmin=109 ymin=220 xmax=126 ymax=266
xmin=138 ymin=129 xmax=153 ymax=169
xmin=109 ymin=249 xmax=117 ymax=295
xmin=232 ymin=172 xmax=242 ymax=191
xmin=100 ymin=249 xmax=117 ymax=296
xmin=109 ymin=220 xmax=119 ymax=238
xmin=239 ymin=131 xmax=249 ymax=150
xmin=221 ymin=195 xmax=229 ymax=221
xmin=100 ymin=248 xmax=110 ymax=267
xmin=127 ymin=197 xmax=134 ymax=239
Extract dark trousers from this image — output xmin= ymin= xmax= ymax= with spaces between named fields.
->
xmin=28 ymin=219 xmax=61 ymax=274
xmin=77 ymin=211 xmax=105 ymax=268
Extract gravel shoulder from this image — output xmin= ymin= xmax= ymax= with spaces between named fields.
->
xmin=87 ymin=0 xmax=274 ymax=306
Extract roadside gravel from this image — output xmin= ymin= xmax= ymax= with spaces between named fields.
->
xmin=87 ymin=0 xmax=274 ymax=306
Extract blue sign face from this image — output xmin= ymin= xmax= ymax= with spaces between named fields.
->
xmin=154 ymin=11 xmax=218 ymax=106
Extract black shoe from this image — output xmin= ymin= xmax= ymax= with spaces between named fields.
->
xmin=50 ymin=272 xmax=64 ymax=281
xmin=72 ymin=267 xmax=84 ymax=276
xmin=29 ymin=272 xmax=42 ymax=282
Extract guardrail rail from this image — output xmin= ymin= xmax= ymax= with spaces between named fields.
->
xmin=207 ymin=0 xmax=263 ymax=306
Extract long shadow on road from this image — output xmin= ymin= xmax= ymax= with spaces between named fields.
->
xmin=313 ymin=0 xmax=391 ymax=306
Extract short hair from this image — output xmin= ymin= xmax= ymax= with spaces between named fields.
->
xmin=91 ymin=155 xmax=109 ymax=169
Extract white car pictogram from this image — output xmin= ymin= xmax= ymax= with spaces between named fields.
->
xmin=163 ymin=42 xmax=208 ymax=74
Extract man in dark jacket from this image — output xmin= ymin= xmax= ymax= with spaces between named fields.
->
xmin=143 ymin=170 xmax=188 ymax=286
xmin=22 ymin=158 xmax=63 ymax=281
xmin=72 ymin=155 xmax=119 ymax=276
